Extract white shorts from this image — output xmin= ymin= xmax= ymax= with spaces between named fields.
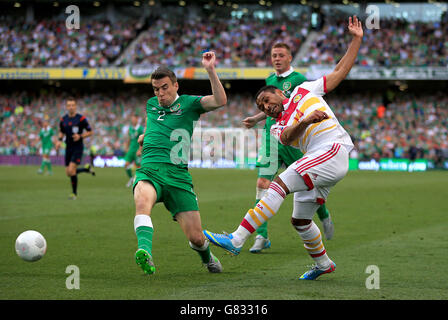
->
xmin=278 ymin=143 xmax=349 ymax=219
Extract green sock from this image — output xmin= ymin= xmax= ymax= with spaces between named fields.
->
xmin=317 ymin=204 xmax=330 ymax=220
xmin=254 ymin=198 xmax=269 ymax=239
xmin=190 ymin=241 xmax=212 ymax=264
xmin=135 ymin=226 xmax=154 ymax=255
xmin=40 ymin=161 xmax=46 ymax=171
xmin=46 ymin=161 xmax=52 ymax=172
xmin=126 ymin=168 xmax=133 ymax=178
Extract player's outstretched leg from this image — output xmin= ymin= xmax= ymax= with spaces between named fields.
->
xmin=204 ymin=180 xmax=288 ymax=255
xmin=77 ymin=164 xmax=95 ymax=176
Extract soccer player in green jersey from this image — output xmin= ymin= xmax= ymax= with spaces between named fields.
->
xmin=242 ymin=43 xmax=334 ymax=253
xmin=124 ymin=114 xmax=144 ymax=187
xmin=37 ymin=118 xmax=54 ymax=175
xmin=132 ymin=51 xmax=227 ymax=275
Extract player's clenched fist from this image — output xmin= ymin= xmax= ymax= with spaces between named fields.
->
xmin=202 ymin=51 xmax=216 ymax=71
xmin=304 ymin=110 xmax=329 ymax=125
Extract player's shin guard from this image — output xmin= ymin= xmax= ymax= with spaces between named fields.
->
xmin=294 ymin=221 xmax=331 ymax=269
xmin=232 ymin=182 xmax=286 ymax=247
xmin=134 ymin=214 xmax=154 ymax=255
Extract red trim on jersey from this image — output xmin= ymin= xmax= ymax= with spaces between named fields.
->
xmin=241 ymin=219 xmax=256 ymax=233
xmin=276 ymin=88 xmax=310 ymax=124
xmin=80 ymin=116 xmax=86 ymax=121
xmin=323 ymin=76 xmax=327 ymax=93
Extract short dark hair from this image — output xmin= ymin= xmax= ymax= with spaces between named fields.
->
xmin=66 ymin=96 xmax=76 ymax=103
xmin=255 ymin=85 xmax=278 ymax=101
xmin=272 ymin=42 xmax=291 ymax=55
xmin=150 ymin=66 xmax=177 ymax=84
xmin=255 ymin=85 xmax=279 ymax=110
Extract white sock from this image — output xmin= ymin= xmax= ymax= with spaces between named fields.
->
xmin=232 ymin=182 xmax=286 ymax=247
xmin=295 ymin=221 xmax=331 ymax=269
xmin=134 ymin=214 xmax=153 ymax=231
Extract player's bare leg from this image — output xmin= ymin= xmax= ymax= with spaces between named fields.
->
xmin=133 ymin=181 xmax=157 ymax=275
xmin=177 ymin=211 xmax=222 ymax=273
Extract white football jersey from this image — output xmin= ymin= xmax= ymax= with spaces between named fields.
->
xmin=270 ymin=76 xmax=354 ymax=154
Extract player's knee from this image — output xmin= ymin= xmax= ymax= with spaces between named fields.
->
xmin=66 ymin=167 xmax=75 ymax=176
xmin=291 ymin=217 xmax=312 ymax=226
xmin=188 ymin=230 xmax=205 ymax=248
xmin=272 ymin=176 xmax=290 ymax=194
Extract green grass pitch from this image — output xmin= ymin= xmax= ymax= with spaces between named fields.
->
xmin=0 ymin=165 xmax=447 ymax=300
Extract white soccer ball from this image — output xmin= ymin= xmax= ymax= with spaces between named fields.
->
xmin=15 ymin=230 xmax=47 ymax=262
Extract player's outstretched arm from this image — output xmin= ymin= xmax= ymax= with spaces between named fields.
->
xmin=242 ymin=112 xmax=267 ymax=128
xmin=325 ymin=16 xmax=363 ymax=93
xmin=199 ymin=51 xmax=228 ymax=111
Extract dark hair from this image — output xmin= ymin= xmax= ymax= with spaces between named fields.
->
xmin=150 ymin=66 xmax=177 ymax=84
xmin=272 ymin=42 xmax=291 ymax=55
xmin=255 ymin=85 xmax=278 ymax=101
xmin=66 ymin=96 xmax=76 ymax=103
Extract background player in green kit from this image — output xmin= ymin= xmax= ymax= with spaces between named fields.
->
xmin=37 ymin=118 xmax=54 ymax=175
xmin=132 ymin=51 xmax=227 ymax=275
xmin=243 ymin=43 xmax=334 ymax=253
xmin=124 ymin=114 xmax=144 ymax=187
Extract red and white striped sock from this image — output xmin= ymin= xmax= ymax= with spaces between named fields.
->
xmin=232 ymin=181 xmax=286 ymax=247
xmin=294 ymin=221 xmax=331 ymax=269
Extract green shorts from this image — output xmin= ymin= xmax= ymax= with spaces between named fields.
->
xmin=133 ymin=163 xmax=199 ymax=220
xmin=41 ymin=147 xmax=51 ymax=156
xmin=125 ymin=149 xmax=139 ymax=164
xmin=256 ymin=141 xmax=304 ymax=181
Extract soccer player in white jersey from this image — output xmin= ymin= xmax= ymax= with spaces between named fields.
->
xmin=204 ymin=16 xmax=363 ymax=280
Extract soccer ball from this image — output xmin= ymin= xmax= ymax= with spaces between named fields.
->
xmin=15 ymin=230 xmax=47 ymax=262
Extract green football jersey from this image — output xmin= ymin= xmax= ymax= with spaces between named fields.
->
xmin=39 ymin=127 xmax=54 ymax=149
xmin=141 ymin=95 xmax=206 ymax=168
xmin=128 ymin=125 xmax=145 ymax=152
xmin=263 ymin=70 xmax=307 ymax=154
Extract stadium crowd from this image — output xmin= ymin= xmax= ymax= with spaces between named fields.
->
xmin=0 ymin=18 xmax=139 ymax=67
xmin=118 ymin=17 xmax=309 ymax=68
xmin=1 ymin=14 xmax=447 ymax=68
xmin=300 ymin=18 xmax=448 ymax=67
xmin=1 ymin=91 xmax=447 ymax=165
